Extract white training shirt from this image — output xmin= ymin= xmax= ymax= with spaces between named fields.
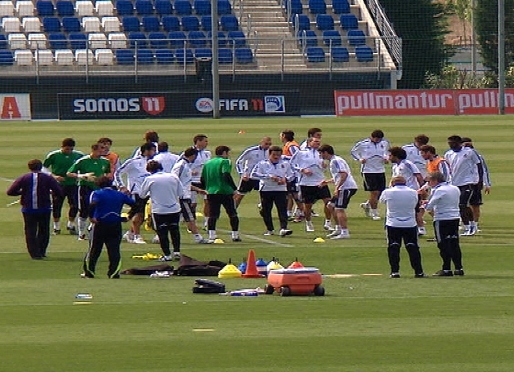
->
xmin=171 ymin=157 xmax=193 ymax=200
xmin=402 ymin=143 xmax=428 ymax=178
xmin=391 ymin=159 xmax=422 ymax=190
xmin=139 ymin=171 xmax=184 ymax=214
xmin=114 ymin=155 xmax=151 ymax=195
xmin=424 ymin=182 xmax=461 ymax=221
xmin=350 ymin=138 xmax=390 ymax=173
xmin=379 ymin=184 xmax=418 ymax=227
xmin=291 ymin=147 xmax=326 ymax=186
xmin=235 ymin=145 xmax=269 ymax=179
xmin=153 ymin=151 xmax=180 ymax=173
xmin=186 ymin=147 xmax=211 ymax=183
xmin=444 ymin=147 xmax=481 ymax=186
xmin=329 ymin=155 xmax=358 ymax=190
xmin=250 ymin=159 xmax=294 ymax=192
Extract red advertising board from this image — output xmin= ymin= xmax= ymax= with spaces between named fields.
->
xmin=334 ymin=89 xmax=514 ymax=116
xmin=0 ymin=94 xmax=31 ymax=120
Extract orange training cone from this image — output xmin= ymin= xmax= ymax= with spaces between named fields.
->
xmin=242 ymin=249 xmax=263 ymax=278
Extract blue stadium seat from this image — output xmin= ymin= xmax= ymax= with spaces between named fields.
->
xmin=155 ymin=48 xmax=174 ymax=63
xmin=227 ymin=30 xmax=245 ymax=47
xmin=347 ymin=29 xmax=366 ymax=45
xmin=285 ymin=0 xmax=303 ymax=15
xmin=0 ymin=50 xmax=14 ymax=66
xmin=291 ymin=14 xmax=310 ymax=31
xmin=162 ymin=15 xmax=180 ymax=31
xmin=0 ymin=34 xmax=7 ymax=49
xmin=331 ymin=46 xmax=349 ymax=62
xmin=306 ymin=46 xmax=325 ymax=62
xmin=322 ymin=30 xmax=341 ymax=47
xmin=220 ymin=15 xmax=238 ymax=31
xmin=142 ymin=16 xmax=160 ymax=32
xmin=188 ymin=30 xmax=207 ymax=48
xmin=340 ymin=13 xmax=358 ymax=30
xmin=309 ymin=0 xmax=326 ymax=14
xmin=128 ymin=32 xmax=148 ymax=48
xmin=43 ymin=17 xmax=61 ymax=32
xmin=116 ymin=49 xmax=135 ymax=64
xmin=298 ymin=30 xmax=317 ymax=47
xmin=36 ymin=0 xmax=55 ymax=16
xmin=235 ymin=47 xmax=253 ymax=63
xmin=208 ymin=31 xmax=227 ymax=47
xmin=56 ymin=0 xmax=75 ymax=16
xmin=332 ymin=0 xmax=350 ymax=14
xmin=62 ymin=17 xmax=81 ymax=32
xmin=136 ymin=48 xmax=154 ymax=64
xmin=201 ymin=16 xmax=216 ymax=31
xmin=135 ymin=0 xmax=154 ymax=15
xmin=175 ymin=48 xmax=194 ymax=64
xmin=194 ymin=47 xmax=212 ymax=59
xmin=168 ymin=31 xmax=187 ymax=48
xmin=116 ymin=0 xmax=134 ymax=15
xmin=355 ymin=45 xmax=373 ymax=62
xmin=194 ymin=0 xmax=210 ymax=15
xmin=316 ymin=14 xmax=334 ymax=30
xmin=174 ymin=0 xmax=192 ymax=15
xmin=149 ymin=32 xmax=167 ymax=48
xmin=218 ymin=48 xmax=233 ymax=63
xmin=182 ymin=15 xmax=200 ymax=31
xmin=69 ymin=32 xmax=87 ymax=49
xmin=48 ymin=33 xmax=68 ymax=49
xmin=123 ymin=16 xmax=141 ymax=32
xmin=217 ymin=0 xmax=232 ymax=15
xmin=155 ymin=0 xmax=173 ymax=15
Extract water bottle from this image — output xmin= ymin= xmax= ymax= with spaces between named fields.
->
xmin=230 ymin=290 xmax=258 ymax=297
xmin=75 ymin=293 xmax=93 ymax=300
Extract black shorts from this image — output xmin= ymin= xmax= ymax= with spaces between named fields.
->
xmin=128 ymin=195 xmax=149 ymax=216
xmin=457 ymin=184 xmax=474 ymax=207
xmin=207 ymin=194 xmax=238 ymax=219
xmin=299 ymin=185 xmax=331 ymax=205
xmin=179 ymin=199 xmax=196 ymax=222
xmin=287 ymin=178 xmax=299 ymax=193
xmin=333 ymin=189 xmax=357 ymax=209
xmin=363 ymin=173 xmax=386 ymax=192
xmin=237 ymin=179 xmax=260 ymax=194
xmin=469 ymin=183 xmax=483 ymax=206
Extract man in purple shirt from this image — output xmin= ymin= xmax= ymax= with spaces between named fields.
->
xmin=6 ymin=159 xmax=63 ymax=259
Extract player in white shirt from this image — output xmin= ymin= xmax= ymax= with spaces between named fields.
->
xmin=379 ymin=176 xmax=425 ymax=278
xmin=131 ymin=130 xmax=159 ymax=158
xmin=115 ymin=142 xmax=156 ymax=244
xmin=250 ymin=146 xmax=294 ymax=237
xmin=299 ymin=127 xmax=322 ymax=150
xmin=318 ymin=145 xmax=358 ymax=239
xmin=153 ymin=142 xmax=180 ymax=172
xmin=291 ymin=137 xmax=331 ymax=232
xmin=421 ymin=171 xmax=464 ymax=276
xmin=171 ymin=148 xmax=211 ymax=244
xmin=350 ymin=129 xmax=390 ymax=220
xmin=444 ymin=135 xmax=482 ymax=236
xmin=140 ymin=160 xmax=184 ymax=261
xmin=234 ymin=136 xmax=272 ymax=207
xmin=389 ymin=146 xmax=426 ymax=235
xmin=402 ymin=134 xmax=430 ymax=179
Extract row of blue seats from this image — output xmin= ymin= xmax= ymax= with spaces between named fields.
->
xmin=298 ymin=29 xmax=367 ymax=47
xmin=291 ymin=13 xmax=360 ymax=31
xmin=116 ymin=47 xmax=253 ymax=64
xmin=34 ymin=0 xmax=233 ymax=17
xmin=285 ymin=0 xmax=352 ymax=15
xmin=115 ymin=0 xmax=233 ymax=16
xmin=305 ymin=45 xmax=373 ymax=63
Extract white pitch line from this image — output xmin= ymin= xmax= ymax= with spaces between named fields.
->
xmin=0 ymin=176 xmax=14 ymax=182
xmin=219 ymin=229 xmax=294 ymax=247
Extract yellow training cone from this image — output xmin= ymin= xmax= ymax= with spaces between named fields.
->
xmin=313 ymin=237 xmax=325 ymax=243
xmin=213 ymin=238 xmax=225 ymax=244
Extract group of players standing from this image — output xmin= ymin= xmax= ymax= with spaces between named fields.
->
xmin=30 ymin=127 xmax=490 ymax=278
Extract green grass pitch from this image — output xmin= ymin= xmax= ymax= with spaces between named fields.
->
xmin=0 ymin=116 xmax=513 ymax=372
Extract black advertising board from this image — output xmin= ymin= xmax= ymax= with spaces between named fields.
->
xmin=57 ymin=91 xmax=300 ymax=119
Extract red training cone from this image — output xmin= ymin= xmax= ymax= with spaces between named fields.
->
xmin=242 ymin=249 xmax=263 ymax=278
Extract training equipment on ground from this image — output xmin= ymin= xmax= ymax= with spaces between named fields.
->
xmin=241 ymin=249 xmax=263 ymax=278
xmin=313 ymin=237 xmax=325 ymax=243
xmin=193 ymin=278 xmax=226 ymax=293
xmin=265 ymin=267 xmax=325 ymax=296
xmin=217 ymin=259 xmax=242 ymax=278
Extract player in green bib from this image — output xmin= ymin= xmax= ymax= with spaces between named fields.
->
xmin=201 ymin=145 xmax=241 ymax=242
xmin=67 ymin=143 xmax=111 ymax=240
xmin=43 ymin=138 xmax=84 ymax=235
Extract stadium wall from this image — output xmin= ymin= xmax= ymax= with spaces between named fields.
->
xmin=0 ymin=73 xmax=391 ymax=119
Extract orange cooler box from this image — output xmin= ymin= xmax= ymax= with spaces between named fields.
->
xmin=265 ymin=267 xmax=325 ymax=296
